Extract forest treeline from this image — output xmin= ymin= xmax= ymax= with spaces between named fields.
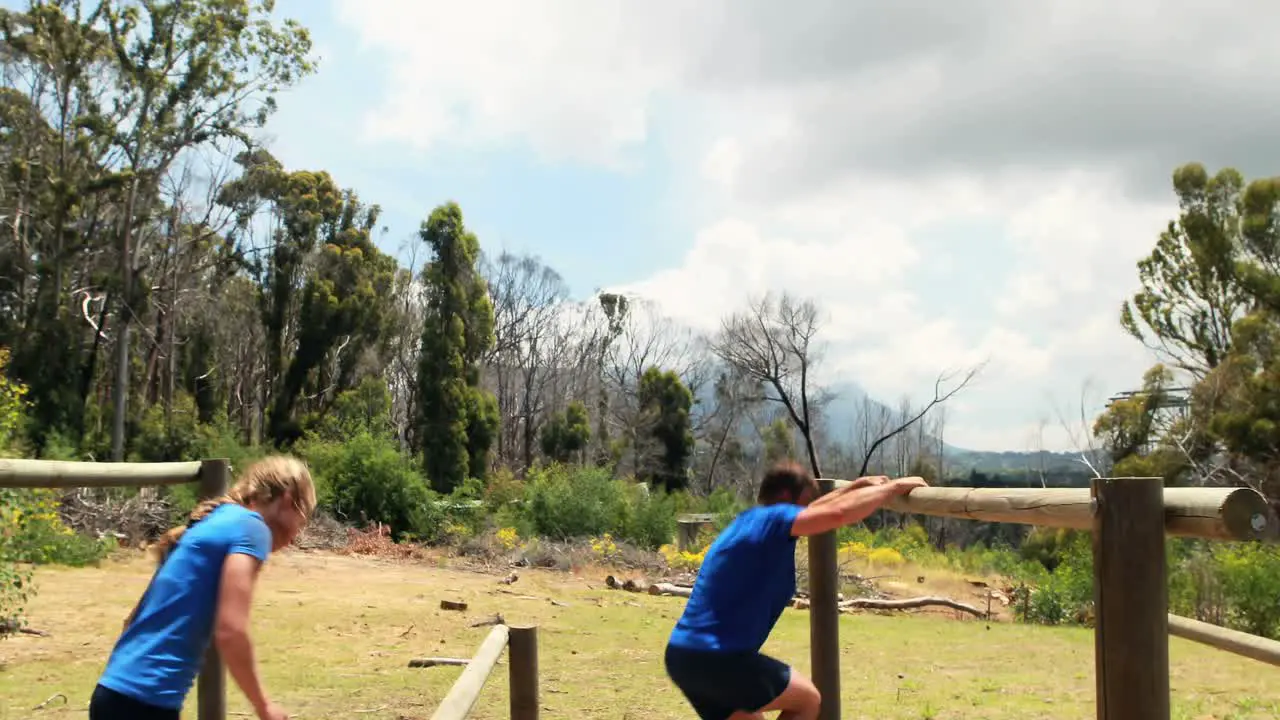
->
xmin=3 ymin=0 xmax=1280 ymax=639
xmin=3 ymin=1 xmax=1280 ymax=516
xmin=0 ymin=0 xmax=982 ymax=503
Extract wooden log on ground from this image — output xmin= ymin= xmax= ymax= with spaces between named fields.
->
xmin=409 ymin=657 xmax=471 ymax=668
xmin=826 ymin=480 xmax=1278 ymax=542
xmin=839 ymin=596 xmax=986 ymax=618
xmin=0 ymin=459 xmax=204 ymax=489
xmin=647 ymin=583 xmax=693 ymax=597
xmin=440 ymin=600 xmax=468 ymax=611
xmin=429 ymin=624 xmax=511 ymax=720
xmin=1168 ymin=614 xmax=1280 ymax=667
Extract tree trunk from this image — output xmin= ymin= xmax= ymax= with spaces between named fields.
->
xmin=111 ymin=177 xmax=142 ymax=461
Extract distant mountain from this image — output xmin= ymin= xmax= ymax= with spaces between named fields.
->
xmin=941 ymin=448 xmax=1090 ymax=475
xmin=691 ymin=370 xmax=1097 ymax=476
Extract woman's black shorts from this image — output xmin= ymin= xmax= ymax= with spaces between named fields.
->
xmin=664 ymin=644 xmax=792 ymax=720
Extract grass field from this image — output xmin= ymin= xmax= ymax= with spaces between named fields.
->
xmin=2 ymin=549 xmax=1278 ymax=720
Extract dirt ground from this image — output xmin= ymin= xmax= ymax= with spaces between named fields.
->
xmin=1 ymin=549 xmax=1277 ymax=719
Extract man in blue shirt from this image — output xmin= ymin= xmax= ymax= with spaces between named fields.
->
xmin=665 ymin=462 xmax=927 ymax=720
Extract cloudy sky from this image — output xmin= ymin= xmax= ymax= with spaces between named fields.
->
xmin=259 ymin=0 xmax=1280 ymax=452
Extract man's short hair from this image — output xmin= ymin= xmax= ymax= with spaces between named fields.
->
xmin=757 ymin=461 xmax=817 ymax=505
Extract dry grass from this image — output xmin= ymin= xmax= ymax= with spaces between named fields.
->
xmin=2 ymin=550 xmax=1278 ymax=720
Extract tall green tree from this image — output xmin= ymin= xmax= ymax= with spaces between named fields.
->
xmin=93 ymin=0 xmax=316 ymax=459
xmin=272 ymin=192 xmax=397 ymax=444
xmin=1121 ymin=164 xmax=1251 ymax=376
xmin=1111 ymin=162 xmax=1280 ymax=499
xmin=540 ymin=400 xmax=590 ymax=464
xmin=0 ymin=3 xmax=119 ymax=445
xmin=414 ymin=202 xmax=498 ymax=492
xmin=636 ymin=366 xmax=694 ymax=492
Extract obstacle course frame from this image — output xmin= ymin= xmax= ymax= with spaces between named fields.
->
xmin=809 ymin=477 xmax=1279 ymax=720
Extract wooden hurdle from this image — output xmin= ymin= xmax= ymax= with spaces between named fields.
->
xmin=808 ymin=478 xmax=1279 ymax=720
xmin=428 ymin=625 xmax=540 ymax=720
xmin=1 ymin=458 xmax=230 ymax=720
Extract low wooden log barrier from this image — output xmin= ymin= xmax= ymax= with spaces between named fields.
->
xmin=429 ymin=624 xmax=539 ymax=720
xmin=827 ymin=482 xmax=1278 ymax=542
xmin=2 ymin=457 xmax=230 ymax=720
xmin=1168 ymin=614 xmax=1280 ymax=667
xmin=807 ymin=478 xmax=1280 ymax=720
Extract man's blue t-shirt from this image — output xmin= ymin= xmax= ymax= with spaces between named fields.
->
xmin=668 ymin=503 xmax=803 ymax=653
xmin=99 ymin=503 xmax=272 ymax=710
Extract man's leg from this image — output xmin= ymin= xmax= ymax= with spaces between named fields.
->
xmin=733 ymin=665 xmax=821 ymax=720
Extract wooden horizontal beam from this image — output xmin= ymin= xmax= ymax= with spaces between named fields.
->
xmin=1168 ymin=614 xmax=1280 ymax=667
xmin=0 ymin=459 xmax=204 ymax=489
xmin=826 ymin=480 xmax=1277 ymax=542
xmin=429 ymin=624 xmax=510 ymax=720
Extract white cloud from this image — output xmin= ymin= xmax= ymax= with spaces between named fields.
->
xmin=332 ymin=0 xmax=686 ymax=168
xmin=332 ymin=0 xmax=1279 ymax=450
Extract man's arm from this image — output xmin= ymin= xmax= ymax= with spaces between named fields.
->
xmin=806 ymin=475 xmax=890 ymax=509
xmin=215 ymin=553 xmax=273 ymax=718
xmin=791 ymin=477 xmax=928 ymax=537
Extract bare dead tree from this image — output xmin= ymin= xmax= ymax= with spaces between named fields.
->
xmin=600 ymin=296 xmax=708 ymax=477
xmin=711 ymin=292 xmax=827 ymax=478
xmin=480 ymin=251 xmax=570 ymax=470
xmin=1052 ymin=379 xmax=1111 ymax=479
xmin=856 ymin=364 xmax=984 ymax=476
xmin=385 ymin=240 xmax=424 ymax=452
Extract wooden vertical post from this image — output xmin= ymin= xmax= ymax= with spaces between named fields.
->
xmin=676 ymin=521 xmax=697 ymax=551
xmin=809 ymin=478 xmax=841 ymax=720
xmin=197 ymin=459 xmax=231 ymax=720
xmin=509 ymin=625 xmax=539 ymax=720
xmin=1091 ymin=477 xmax=1169 ymax=720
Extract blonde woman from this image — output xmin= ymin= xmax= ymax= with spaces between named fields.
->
xmin=90 ymin=456 xmax=316 ymax=720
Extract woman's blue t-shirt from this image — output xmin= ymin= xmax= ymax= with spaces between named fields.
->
xmin=98 ymin=503 xmax=272 ymax=710
xmin=668 ymin=503 xmax=803 ymax=653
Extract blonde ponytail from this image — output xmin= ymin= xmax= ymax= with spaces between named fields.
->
xmin=149 ymin=455 xmax=315 ymax=564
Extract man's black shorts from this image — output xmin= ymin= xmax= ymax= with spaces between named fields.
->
xmin=664 ymin=644 xmax=792 ymax=720
xmin=89 ymin=685 xmax=180 ymax=720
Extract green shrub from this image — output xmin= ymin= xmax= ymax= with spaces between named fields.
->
xmin=517 ymin=464 xmax=677 ymax=550
xmin=0 ymin=489 xmax=114 ymax=567
xmin=523 ymin=464 xmax=619 ymax=540
xmin=297 ymin=431 xmax=442 ymax=542
xmin=1212 ymin=541 xmax=1280 ymax=637
xmin=616 ymin=485 xmax=678 ymax=550
xmin=1016 ymin=531 xmax=1094 ymax=626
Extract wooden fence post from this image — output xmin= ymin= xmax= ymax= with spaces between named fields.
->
xmin=676 ymin=521 xmax=699 ymax=552
xmin=197 ymin=459 xmax=231 ymax=720
xmin=509 ymin=625 xmax=539 ymax=720
xmin=809 ymin=478 xmax=841 ymax=720
xmin=1091 ymin=477 xmax=1169 ymax=720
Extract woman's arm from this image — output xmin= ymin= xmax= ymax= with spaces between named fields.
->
xmin=214 ymin=553 xmax=273 ymax=718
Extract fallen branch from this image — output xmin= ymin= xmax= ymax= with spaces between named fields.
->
xmin=32 ymin=693 xmax=67 ymax=710
xmin=408 ymin=657 xmax=470 ymax=668
xmin=470 ymin=613 xmax=505 ymax=628
xmin=840 ymin=596 xmax=985 ymax=618
xmin=1 ymin=619 xmax=50 ymax=638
